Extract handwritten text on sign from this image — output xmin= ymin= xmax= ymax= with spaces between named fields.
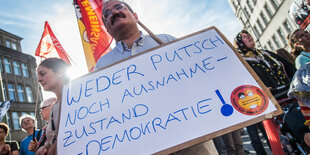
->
xmin=58 ymin=28 xmax=277 ymax=155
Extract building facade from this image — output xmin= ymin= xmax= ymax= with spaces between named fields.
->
xmin=228 ymin=0 xmax=299 ymax=51
xmin=0 ymin=29 xmax=43 ymax=142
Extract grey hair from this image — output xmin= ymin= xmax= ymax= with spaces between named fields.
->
xmin=40 ymin=97 xmax=57 ymax=108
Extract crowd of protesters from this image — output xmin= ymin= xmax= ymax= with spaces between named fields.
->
xmin=4 ymin=0 xmax=310 ymax=154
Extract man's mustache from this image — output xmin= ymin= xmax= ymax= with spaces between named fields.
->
xmin=111 ymin=13 xmax=126 ymax=25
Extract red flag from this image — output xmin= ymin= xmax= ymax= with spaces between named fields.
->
xmin=35 ymin=21 xmax=72 ymax=65
xmin=74 ymin=0 xmax=113 ymax=71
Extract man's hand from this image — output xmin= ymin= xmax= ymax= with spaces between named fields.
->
xmin=28 ymin=138 xmax=38 ymax=152
xmin=0 ymin=144 xmax=11 ymax=155
xmin=36 ymin=142 xmax=51 ymax=155
xmin=304 ymin=133 xmax=310 ymax=147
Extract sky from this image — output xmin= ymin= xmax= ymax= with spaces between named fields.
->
xmin=0 ymin=0 xmax=242 ymax=98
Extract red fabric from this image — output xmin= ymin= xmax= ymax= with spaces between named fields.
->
xmin=300 ymin=14 xmax=310 ymax=29
xmin=76 ymin=0 xmax=112 ymax=62
xmin=262 ymin=119 xmax=285 ymax=155
xmin=299 ymin=103 xmax=310 ymax=121
xmin=35 ymin=21 xmax=72 ymax=65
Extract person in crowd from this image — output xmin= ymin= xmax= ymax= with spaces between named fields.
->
xmin=28 ymin=97 xmax=56 ymax=153
xmin=288 ymin=62 xmax=310 ymax=148
xmin=276 ymin=48 xmax=295 ymax=65
xmin=234 ymin=30 xmax=296 ymax=98
xmin=221 ymin=130 xmax=245 ymax=155
xmin=96 ymin=0 xmax=218 ymax=154
xmin=307 ymin=0 xmax=310 ymax=7
xmin=234 ymin=30 xmax=296 ymax=155
xmin=0 ymin=123 xmax=19 ymax=155
xmin=213 ymin=136 xmax=227 ymax=155
xmin=36 ymin=58 xmax=70 ymax=155
xmin=213 ymin=130 xmax=245 ymax=155
xmin=19 ymin=114 xmax=40 ymax=155
xmin=288 ymin=29 xmax=310 ymax=69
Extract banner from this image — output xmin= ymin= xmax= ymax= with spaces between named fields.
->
xmin=35 ymin=21 xmax=72 ymax=65
xmin=74 ymin=0 xmax=113 ymax=72
xmin=0 ymin=100 xmax=11 ymax=121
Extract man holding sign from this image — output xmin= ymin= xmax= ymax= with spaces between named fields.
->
xmin=95 ymin=0 xmax=218 ymax=154
xmin=94 ymin=0 xmax=175 ymax=69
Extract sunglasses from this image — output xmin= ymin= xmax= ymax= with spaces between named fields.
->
xmin=102 ymin=3 xmax=126 ymax=20
xmin=40 ymin=105 xmax=51 ymax=110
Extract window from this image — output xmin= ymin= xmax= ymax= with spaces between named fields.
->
xmin=12 ymin=112 xmax=20 ymax=130
xmin=21 ymin=112 xmax=28 ymax=116
xmin=232 ymin=1 xmax=238 ymax=10
xmin=11 ymin=43 xmax=17 ymax=50
xmin=283 ymin=20 xmax=293 ymax=33
xmin=270 ymin=0 xmax=279 ymax=10
xmin=25 ymin=87 xmax=34 ymax=103
xmin=240 ymin=16 xmax=245 ymax=25
xmin=17 ymin=85 xmax=25 ymax=102
xmin=260 ymin=12 xmax=269 ymax=25
xmin=257 ymin=19 xmax=264 ymax=32
xmin=21 ymin=63 xmax=29 ymax=77
xmin=272 ymin=35 xmax=281 ymax=48
xmin=253 ymin=25 xmax=260 ymax=36
xmin=277 ymin=28 xmax=287 ymax=46
xmin=268 ymin=40 xmax=275 ymax=51
xmin=252 ymin=0 xmax=257 ymax=5
xmin=246 ymin=0 xmax=253 ymax=12
xmin=5 ymin=41 xmax=10 ymax=48
xmin=3 ymin=58 xmax=12 ymax=74
xmin=13 ymin=61 xmax=21 ymax=76
xmin=7 ymin=84 xmax=15 ymax=101
xmin=264 ymin=3 xmax=273 ymax=18
xmin=244 ymin=7 xmax=250 ymax=18
xmin=4 ymin=40 xmax=17 ymax=50
xmin=264 ymin=45 xmax=268 ymax=50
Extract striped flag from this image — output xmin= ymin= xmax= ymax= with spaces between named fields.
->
xmin=35 ymin=21 xmax=73 ymax=65
xmin=73 ymin=0 xmax=112 ymax=71
xmin=0 ymin=100 xmax=12 ymax=121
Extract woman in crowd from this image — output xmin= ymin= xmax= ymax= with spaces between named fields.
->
xmin=287 ymin=29 xmax=310 ymax=149
xmin=276 ymin=48 xmax=295 ymax=65
xmin=288 ymin=62 xmax=310 ymax=149
xmin=0 ymin=123 xmax=19 ymax=155
xmin=288 ymin=29 xmax=310 ymax=69
xmin=234 ymin=30 xmax=296 ymax=98
xmin=234 ymin=30 xmax=296 ymax=155
xmin=35 ymin=58 xmax=70 ymax=155
xmin=28 ymin=97 xmax=56 ymax=153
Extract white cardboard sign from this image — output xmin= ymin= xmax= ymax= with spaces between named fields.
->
xmin=57 ymin=27 xmax=278 ymax=155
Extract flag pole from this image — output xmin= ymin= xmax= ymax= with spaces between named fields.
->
xmin=33 ymin=57 xmax=42 ymax=140
xmin=0 ymin=73 xmax=11 ymax=141
xmin=138 ymin=21 xmax=164 ymax=45
xmin=5 ymin=113 xmax=11 ymax=141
